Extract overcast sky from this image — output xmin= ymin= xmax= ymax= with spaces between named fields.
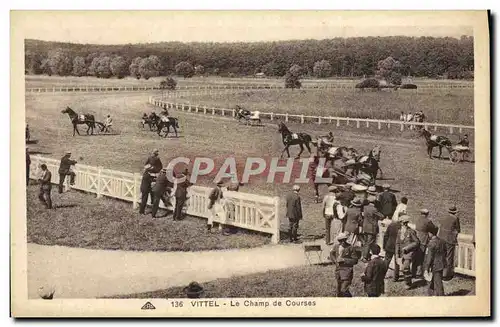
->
xmin=15 ymin=11 xmax=474 ymax=44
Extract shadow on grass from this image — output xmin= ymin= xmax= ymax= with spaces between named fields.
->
xmin=54 ymin=204 xmax=78 ymax=209
xmin=29 ymin=150 xmax=52 ymax=155
xmin=26 ymin=139 xmax=39 ymax=144
xmin=447 ymin=289 xmax=471 ymax=296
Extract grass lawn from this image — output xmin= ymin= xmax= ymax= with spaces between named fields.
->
xmin=26 ymin=185 xmax=269 ymax=251
xmin=172 ymin=88 xmax=474 ymax=125
xmin=112 ymin=261 xmax=475 ymax=298
xmin=25 ymin=92 xmax=476 ymax=242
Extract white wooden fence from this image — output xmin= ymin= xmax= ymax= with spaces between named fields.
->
xmin=149 ymin=97 xmax=475 ymax=135
xmin=28 ymin=155 xmax=281 ymax=244
xmin=28 ymin=155 xmax=475 ymax=277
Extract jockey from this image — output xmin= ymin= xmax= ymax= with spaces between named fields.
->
xmin=103 ymin=115 xmax=113 ymax=132
xmin=458 ymin=134 xmax=469 ymax=147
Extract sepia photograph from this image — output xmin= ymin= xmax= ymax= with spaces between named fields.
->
xmin=10 ymin=9 xmax=490 ymax=317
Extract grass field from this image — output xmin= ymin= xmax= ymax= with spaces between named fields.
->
xmin=113 ymin=261 xmax=475 ymax=298
xmin=27 ymin=184 xmax=269 ymax=251
xmin=25 ymin=91 xmax=475 ymax=250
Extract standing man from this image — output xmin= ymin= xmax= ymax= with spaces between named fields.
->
xmin=26 ymin=147 xmax=31 ymax=186
xmin=38 ymin=164 xmax=52 ymax=209
xmin=383 ymin=218 xmax=401 ymax=281
xmin=361 ymin=244 xmax=387 ymax=297
xmin=207 ymin=179 xmax=224 ymax=233
xmin=360 ymin=196 xmax=384 ymax=262
xmin=392 ymin=197 xmax=408 ymax=221
xmin=437 ymin=206 xmax=461 ymax=280
xmin=423 ymin=226 xmax=447 ymax=296
xmin=103 ymin=114 xmax=113 ymax=133
xmin=343 ymin=198 xmax=363 ymax=246
xmin=151 ymin=168 xmax=172 ymax=218
xmin=397 ymin=215 xmax=420 ymax=290
xmin=377 ymin=184 xmax=398 ymax=220
xmin=412 ymin=209 xmax=437 ymax=279
xmin=144 ymin=149 xmax=163 ymax=174
xmin=330 ymin=232 xmax=359 ymax=297
xmin=338 ymin=183 xmax=355 ymax=207
xmin=138 ymin=164 xmax=154 ymax=215
xmin=58 ymin=151 xmax=77 ymax=194
xmin=173 ymin=169 xmax=192 ymax=221
xmin=286 ymin=185 xmax=303 ymax=243
xmin=322 ymin=185 xmax=337 ymax=245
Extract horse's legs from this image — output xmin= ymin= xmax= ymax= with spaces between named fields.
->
xmin=305 ymin=142 xmax=311 ymax=154
xmin=438 ymin=146 xmax=443 ymax=159
xmin=164 ymin=126 xmax=169 ymax=138
xmin=296 ymin=144 xmax=304 ymax=158
xmin=173 ymin=126 xmax=178 ymax=137
xmin=428 ymin=146 xmax=433 ymax=159
xmin=314 ymin=183 xmax=320 ymax=203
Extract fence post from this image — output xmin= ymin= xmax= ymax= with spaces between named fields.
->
xmin=232 ymin=109 xmax=236 ymax=117
xmin=434 ymin=125 xmax=438 ymax=131
xmin=195 ymin=105 xmax=199 ymax=113
xmin=204 ymin=106 xmax=207 ymax=114
xmin=271 ymin=196 xmax=280 ymax=244
xmin=378 ymin=121 xmax=381 ymax=129
xmin=300 ymin=115 xmax=304 ymax=124
xmin=270 ymin=113 xmax=274 ymax=121
xmin=387 ymin=123 xmax=391 ymax=129
xmin=96 ymin=167 xmax=103 ymax=199
xmin=450 ymin=126 xmax=454 ymax=134
xmin=221 ymin=109 xmax=225 ymax=116
xmin=212 ymin=108 xmax=215 ymax=115
xmin=356 ymin=120 xmax=360 ymax=128
xmin=459 ymin=127 xmax=463 ymax=134
xmin=188 ymin=103 xmax=192 ymax=112
xmin=285 ymin=113 xmax=289 ymax=122
xmin=346 ymin=119 xmax=350 ymax=126
xmin=132 ymin=173 xmax=140 ymax=209
xmin=400 ymin=123 xmax=404 ymax=132
xmin=337 ymin=119 xmax=340 ymax=127
xmin=318 ymin=117 xmax=322 ymax=125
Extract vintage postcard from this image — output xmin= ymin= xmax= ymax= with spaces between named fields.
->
xmin=11 ymin=10 xmax=490 ymax=317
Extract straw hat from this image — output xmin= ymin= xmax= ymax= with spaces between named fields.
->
xmin=328 ymin=185 xmax=337 ymax=192
xmin=352 ymin=184 xmax=368 ymax=192
xmin=382 ymin=183 xmax=390 ymax=189
xmin=448 ymin=206 xmax=458 ymax=214
xmin=351 ymin=198 xmax=362 ymax=207
xmin=293 ymin=184 xmax=300 ymax=191
xmin=367 ymin=186 xmax=377 ymax=195
xmin=420 ymin=209 xmax=429 ymax=215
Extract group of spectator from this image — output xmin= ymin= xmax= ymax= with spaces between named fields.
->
xmin=400 ymin=111 xmax=426 ymax=123
xmin=286 ymin=181 xmax=462 ymax=297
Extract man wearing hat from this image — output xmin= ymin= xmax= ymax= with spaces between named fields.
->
xmin=144 ymin=149 xmax=163 ymax=174
xmin=366 ymin=186 xmax=378 ymax=204
xmin=392 ymin=197 xmax=408 ymax=221
xmin=437 ymin=206 xmax=461 ymax=280
xmin=139 ymin=164 xmax=155 ymax=215
xmin=26 ymin=147 xmax=31 ymax=186
xmin=423 ymin=226 xmax=447 ymax=296
xmin=151 ymin=168 xmax=173 ymax=218
xmin=361 ymin=244 xmax=387 ymax=297
xmin=322 ymin=185 xmax=338 ymax=245
xmin=337 ymin=183 xmax=355 ymax=207
xmin=343 ymin=198 xmax=363 ymax=246
xmin=412 ymin=209 xmax=437 ymax=279
xmin=286 ymin=185 xmax=303 ymax=243
xmin=58 ymin=151 xmax=77 ymax=193
xmin=377 ymin=184 xmax=398 ymax=220
xmin=360 ymin=195 xmax=384 ymax=262
xmin=173 ymin=169 xmax=192 ymax=221
xmin=397 ymin=215 xmax=420 ymax=289
xmin=38 ymin=163 xmax=53 ymax=209
xmin=330 ymin=232 xmax=359 ymax=297
xmin=207 ymin=179 xmax=225 ymax=232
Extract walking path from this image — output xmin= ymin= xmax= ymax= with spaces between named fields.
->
xmin=28 ymin=240 xmax=332 ymax=299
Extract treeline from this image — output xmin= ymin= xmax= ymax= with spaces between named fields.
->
xmin=24 ymin=36 xmax=474 ymax=80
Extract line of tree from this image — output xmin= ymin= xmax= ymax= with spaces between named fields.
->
xmin=24 ymin=36 xmax=474 ymax=80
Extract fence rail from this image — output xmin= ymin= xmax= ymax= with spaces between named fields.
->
xmin=28 ymin=155 xmax=475 ymax=276
xmin=149 ymin=97 xmax=475 ymax=134
xmin=28 ymin=155 xmax=281 ymax=244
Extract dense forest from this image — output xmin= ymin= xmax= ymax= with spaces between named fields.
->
xmin=24 ymin=36 xmax=474 ymax=80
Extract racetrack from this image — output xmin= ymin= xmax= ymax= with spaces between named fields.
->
xmin=25 ymin=92 xmax=475 ymax=237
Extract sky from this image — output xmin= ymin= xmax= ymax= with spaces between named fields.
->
xmin=12 ymin=11 xmax=475 ymax=45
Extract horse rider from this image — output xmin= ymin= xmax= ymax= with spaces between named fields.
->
xmin=103 ymin=115 xmax=113 ymax=133
xmin=457 ymin=134 xmax=469 ymax=148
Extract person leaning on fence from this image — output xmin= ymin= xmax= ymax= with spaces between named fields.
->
xmin=207 ymin=179 xmax=224 ymax=233
xmin=286 ymin=185 xmax=303 ymax=243
xmin=173 ymin=169 xmax=192 ymax=221
xmin=330 ymin=232 xmax=359 ymax=297
xmin=58 ymin=151 xmax=77 ymax=194
xmin=26 ymin=147 xmax=31 ymax=186
xmin=151 ymin=168 xmax=173 ymax=218
xmin=377 ymin=184 xmax=398 ymax=220
xmin=360 ymin=195 xmax=384 ymax=262
xmin=423 ymin=225 xmax=447 ymax=296
xmin=38 ymin=164 xmax=52 ymax=209
xmin=437 ymin=206 xmax=461 ymax=281
xmin=139 ymin=164 xmax=155 ymax=215
xmin=412 ymin=209 xmax=437 ymax=279
xmin=144 ymin=149 xmax=163 ymax=174
xmin=343 ymin=198 xmax=363 ymax=246
xmin=361 ymin=244 xmax=387 ymax=297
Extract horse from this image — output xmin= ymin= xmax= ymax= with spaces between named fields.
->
xmin=157 ymin=116 xmax=180 ymax=138
xmin=324 ymin=146 xmax=359 ymax=161
xmin=420 ymin=129 xmax=452 ymax=159
xmin=235 ymin=108 xmax=261 ymax=126
xmin=277 ymin=121 xmax=313 ymax=159
xmin=61 ymin=106 xmax=96 ymax=136
xmin=142 ymin=112 xmax=159 ymax=131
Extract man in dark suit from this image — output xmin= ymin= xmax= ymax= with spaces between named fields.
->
xmin=412 ymin=209 xmax=437 ymax=278
xmin=151 ymin=168 xmax=173 ymax=218
xmin=437 ymin=206 xmax=461 ymax=280
xmin=286 ymin=185 xmax=303 ymax=243
xmin=144 ymin=149 xmax=163 ymax=174
xmin=173 ymin=169 xmax=192 ymax=221
xmin=361 ymin=244 xmax=387 ymax=297
xmin=377 ymin=184 xmax=398 ymax=219
xmin=26 ymin=147 xmax=31 ymax=186
xmin=343 ymin=198 xmax=363 ymax=246
xmin=139 ymin=165 xmax=155 ymax=215
xmin=207 ymin=179 xmax=224 ymax=232
xmin=38 ymin=164 xmax=52 ymax=209
xmin=337 ymin=183 xmax=355 ymax=207
xmin=361 ymin=196 xmax=384 ymax=261
xmin=383 ymin=218 xmax=401 ymax=281
xmin=397 ymin=215 xmax=420 ymax=289
xmin=58 ymin=151 xmax=77 ymax=193
xmin=330 ymin=232 xmax=359 ymax=297
xmin=423 ymin=226 xmax=447 ymax=296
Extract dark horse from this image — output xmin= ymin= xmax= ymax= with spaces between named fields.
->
xmin=61 ymin=106 xmax=96 ymax=136
xmin=420 ymin=129 xmax=452 ymax=159
xmin=277 ymin=121 xmax=313 ymax=158
xmin=157 ymin=117 xmax=180 ymax=138
xmin=142 ymin=112 xmax=159 ymax=131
